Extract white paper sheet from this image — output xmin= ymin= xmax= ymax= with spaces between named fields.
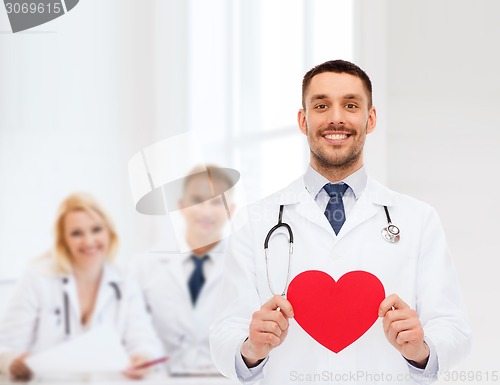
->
xmin=26 ymin=324 xmax=129 ymax=374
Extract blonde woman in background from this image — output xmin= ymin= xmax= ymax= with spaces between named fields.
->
xmin=0 ymin=193 xmax=163 ymax=381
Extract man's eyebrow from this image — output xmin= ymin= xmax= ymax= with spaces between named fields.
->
xmin=308 ymin=94 xmax=328 ymax=103
xmin=308 ymin=93 xmax=364 ymax=103
xmin=344 ymin=94 xmax=363 ymax=100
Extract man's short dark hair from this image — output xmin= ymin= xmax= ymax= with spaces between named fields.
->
xmin=183 ymin=164 xmax=235 ymax=196
xmin=301 ymin=59 xmax=373 ymax=109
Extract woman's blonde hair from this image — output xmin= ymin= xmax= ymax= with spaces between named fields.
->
xmin=53 ymin=192 xmax=118 ymax=274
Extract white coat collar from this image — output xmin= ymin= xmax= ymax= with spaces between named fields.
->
xmin=268 ymin=175 xmax=399 ymax=239
xmin=147 ymin=240 xmax=226 ymax=307
xmin=304 ymin=164 xmax=368 ymax=201
xmin=56 ymin=262 xmax=122 ymax=284
xmin=272 ymin=175 xmax=398 ymax=207
xmin=152 ymin=238 xmax=226 ymax=262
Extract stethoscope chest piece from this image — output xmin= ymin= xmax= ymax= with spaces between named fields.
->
xmin=381 ymin=224 xmax=400 ymax=243
xmin=382 ymin=206 xmax=400 ymax=243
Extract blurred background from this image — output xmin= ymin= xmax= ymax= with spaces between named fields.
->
xmin=1 ymin=0 xmax=499 ymax=382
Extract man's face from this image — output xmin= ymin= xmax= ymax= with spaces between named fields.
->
xmin=298 ymin=72 xmax=376 ymax=173
xmin=179 ymin=176 xmax=231 ymax=243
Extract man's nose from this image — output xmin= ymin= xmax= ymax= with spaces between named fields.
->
xmin=327 ymin=105 xmax=346 ymax=126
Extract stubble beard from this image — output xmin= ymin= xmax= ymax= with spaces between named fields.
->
xmin=307 ymin=122 xmax=367 ymax=175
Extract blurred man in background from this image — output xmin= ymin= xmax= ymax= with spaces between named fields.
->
xmin=135 ymin=165 xmax=235 ymax=375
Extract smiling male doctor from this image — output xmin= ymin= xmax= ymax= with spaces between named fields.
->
xmin=210 ymin=60 xmax=471 ymax=384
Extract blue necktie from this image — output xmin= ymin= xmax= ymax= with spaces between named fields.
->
xmin=188 ymin=255 xmax=208 ymax=305
xmin=323 ymin=183 xmax=349 ymax=235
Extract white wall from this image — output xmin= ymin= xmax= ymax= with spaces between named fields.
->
xmin=0 ymin=1 xmax=189 ymax=280
xmin=354 ymin=0 xmax=390 ymax=184
xmin=384 ymin=0 xmax=500 ymax=379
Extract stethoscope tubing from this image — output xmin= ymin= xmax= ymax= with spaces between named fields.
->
xmin=264 ymin=205 xmax=294 ymax=296
xmin=62 ymin=280 xmax=121 ymax=336
xmin=264 ymin=204 xmax=400 ymax=296
xmin=63 ymin=291 xmax=70 ymax=336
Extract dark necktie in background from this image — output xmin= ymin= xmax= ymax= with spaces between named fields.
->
xmin=323 ymin=183 xmax=349 ymax=235
xmin=188 ymin=255 xmax=209 ymax=305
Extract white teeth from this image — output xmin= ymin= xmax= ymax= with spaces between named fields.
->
xmin=325 ymin=134 xmax=348 ymax=140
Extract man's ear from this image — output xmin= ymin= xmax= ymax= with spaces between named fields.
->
xmin=367 ymin=106 xmax=377 ymax=134
xmin=298 ymin=108 xmax=308 ymax=135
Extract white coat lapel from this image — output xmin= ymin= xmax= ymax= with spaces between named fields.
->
xmin=160 ymin=252 xmax=191 ymax=301
xmin=277 ymin=178 xmax=334 ymax=236
xmin=61 ymin=275 xmax=81 ymax=329
xmin=275 ymin=176 xmax=398 ymax=240
xmin=201 ymin=245 xmax=225 ymax=295
xmin=337 ymin=195 xmax=379 ymax=239
xmin=338 ymin=177 xmax=397 ymax=239
xmin=92 ymin=265 xmax=122 ymax=324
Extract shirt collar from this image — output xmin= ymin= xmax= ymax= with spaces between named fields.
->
xmin=182 ymin=239 xmax=226 ymax=264
xmin=304 ymin=164 xmax=367 ymax=200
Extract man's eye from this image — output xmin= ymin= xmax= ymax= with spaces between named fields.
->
xmin=314 ymin=104 xmax=328 ymax=109
xmin=345 ymin=103 xmax=358 ymax=109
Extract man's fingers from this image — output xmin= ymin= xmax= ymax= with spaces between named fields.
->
xmin=255 ymin=319 xmax=284 ymax=337
xmin=250 ymin=309 xmax=290 ymax=347
xmin=382 ymin=309 xmax=424 ymax=349
xmin=261 ymin=295 xmax=294 ymax=318
xmin=384 ymin=318 xmax=417 ymax=337
xmin=393 ymin=329 xmax=424 ymax=345
xmin=378 ymin=293 xmax=410 ymax=316
xmin=244 ymin=295 xmax=293 ymax=362
xmin=250 ymin=328 xmax=281 ymax=347
xmin=260 ymin=308 xmax=290 ymax=331
xmin=382 ymin=308 xmax=415 ymax=328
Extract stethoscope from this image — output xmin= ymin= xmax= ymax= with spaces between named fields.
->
xmin=264 ymin=205 xmax=293 ymax=296
xmin=264 ymin=204 xmax=400 ymax=296
xmin=381 ymin=206 xmax=400 ymax=243
xmin=58 ymin=278 xmax=122 ymax=336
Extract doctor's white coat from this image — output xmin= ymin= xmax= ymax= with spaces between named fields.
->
xmin=0 ymin=258 xmax=163 ymax=375
xmin=209 ymin=176 xmax=471 ymax=385
xmin=134 ymin=242 xmax=226 ymax=373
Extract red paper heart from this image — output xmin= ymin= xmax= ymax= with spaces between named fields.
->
xmin=287 ymin=270 xmax=385 ymax=353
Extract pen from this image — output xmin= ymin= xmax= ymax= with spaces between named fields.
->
xmin=133 ymin=356 xmax=169 ymax=370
